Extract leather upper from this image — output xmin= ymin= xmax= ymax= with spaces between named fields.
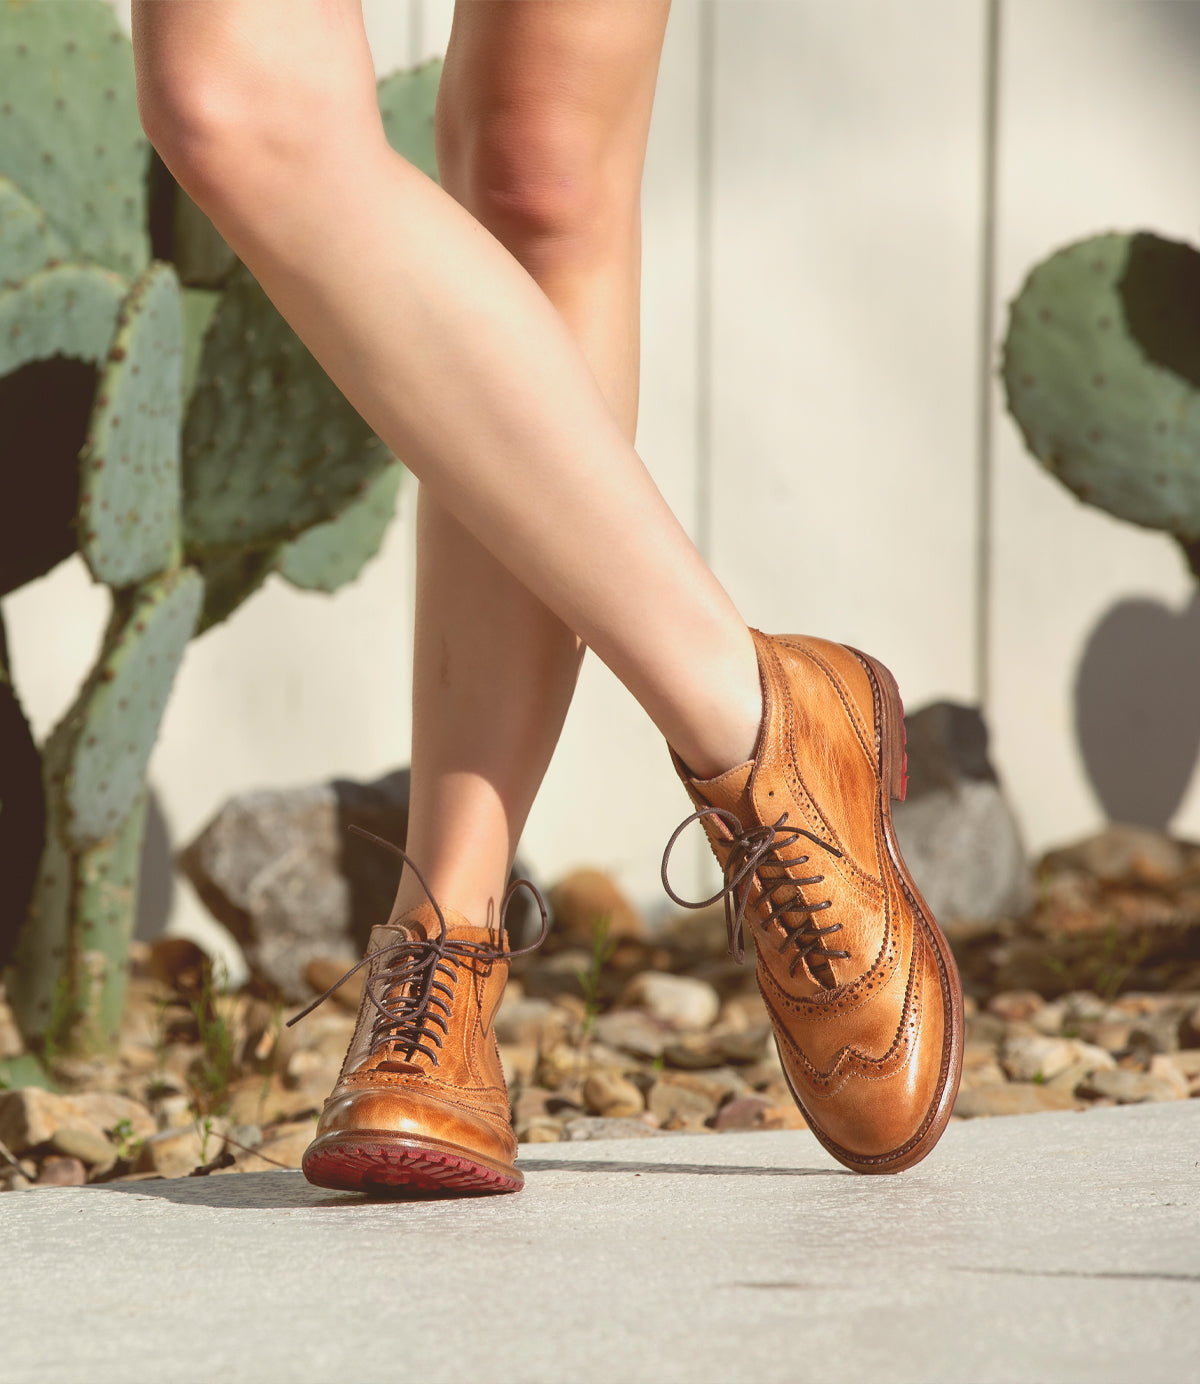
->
xmin=313 ymin=905 xmax=518 ymax=1170
xmin=676 ymin=630 xmax=962 ymax=1170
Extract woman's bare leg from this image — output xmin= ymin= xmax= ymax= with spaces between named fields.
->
xmin=131 ymin=2 xmax=762 ymax=904
xmin=396 ymin=0 xmax=671 ymax=921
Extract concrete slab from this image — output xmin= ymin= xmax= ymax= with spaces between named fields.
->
xmin=3 ymin=1101 xmax=1198 ymax=1384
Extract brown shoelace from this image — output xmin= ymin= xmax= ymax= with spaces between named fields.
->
xmin=662 ymin=806 xmax=848 ymax=978
xmin=287 ymin=827 xmax=548 ymax=1065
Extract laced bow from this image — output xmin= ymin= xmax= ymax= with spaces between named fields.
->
xmin=661 ymin=806 xmax=848 ymax=979
xmin=286 ymin=827 xmax=548 ymax=1066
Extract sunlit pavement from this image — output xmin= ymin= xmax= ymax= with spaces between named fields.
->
xmin=4 ymin=1101 xmax=1198 ymax=1384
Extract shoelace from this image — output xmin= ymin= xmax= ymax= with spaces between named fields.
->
xmin=661 ymin=806 xmax=848 ymax=979
xmin=286 ymin=826 xmax=548 ymax=1065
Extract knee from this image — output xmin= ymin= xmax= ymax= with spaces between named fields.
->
xmin=436 ymin=96 xmax=635 ymax=273
xmin=135 ymin=46 xmax=373 ymax=216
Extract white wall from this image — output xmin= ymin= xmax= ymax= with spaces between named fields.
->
xmin=6 ymin=0 xmax=1200 ymax=942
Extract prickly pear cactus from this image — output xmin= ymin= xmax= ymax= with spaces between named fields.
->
xmin=0 ymin=13 xmax=437 ymax=1053
xmin=79 ymin=263 xmax=184 ymax=588
xmin=0 ymin=613 xmax=44 ymax=972
xmin=0 ymin=1 xmax=149 ymax=277
xmin=180 ymin=264 xmax=395 ymax=555
xmin=9 ymin=568 xmax=202 ymax=1047
xmin=0 ymin=176 xmax=68 ymax=286
xmin=1003 ymin=231 xmax=1200 ymax=541
xmin=0 ymin=262 xmax=125 ymax=374
xmin=55 ymin=567 xmax=203 ymax=849
xmin=278 ymin=462 xmax=403 ymax=592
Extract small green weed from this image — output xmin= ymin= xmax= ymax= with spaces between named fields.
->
xmin=573 ymin=915 xmax=616 ymax=1045
xmin=187 ymin=961 xmax=236 ymax=1121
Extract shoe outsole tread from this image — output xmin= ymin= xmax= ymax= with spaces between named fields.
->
xmin=303 ymin=1137 xmax=523 ymax=1196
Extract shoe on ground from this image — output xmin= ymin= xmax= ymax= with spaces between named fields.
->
xmin=301 ymin=903 xmax=526 ymax=1195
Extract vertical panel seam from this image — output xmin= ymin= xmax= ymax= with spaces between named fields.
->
xmin=976 ymin=0 xmax=1003 ymax=714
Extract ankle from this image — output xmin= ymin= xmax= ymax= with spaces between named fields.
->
xmin=667 ymin=638 xmax=763 ymax=781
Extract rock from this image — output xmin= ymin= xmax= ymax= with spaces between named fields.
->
xmin=712 ymin=1095 xmax=806 ymax=1132
xmin=546 ymin=869 xmax=647 ymax=949
xmin=303 ymin=956 xmax=364 ymax=1013
xmin=619 ymin=973 xmax=720 ymax=1031
xmin=0 ymin=992 xmax=23 ymax=1059
xmin=0 ymin=1089 xmax=84 ymax=1152
xmin=498 ymin=1043 xmax=538 ymax=1087
xmin=561 ymin=1116 xmax=664 ymax=1141
xmin=494 ymin=997 xmax=569 ymax=1049
xmin=1078 ymin=1068 xmax=1187 ymax=1104
xmin=223 ymin=1120 xmax=315 ymax=1172
xmin=958 ymin=1046 xmax=1008 ymax=1089
xmin=180 ymin=770 xmax=531 ymax=998
xmin=1086 ymin=1020 xmax=1134 ymax=1055
xmin=1147 ymin=1055 xmax=1192 ymax=1100
xmin=583 ymin=1072 xmax=645 ymax=1119
xmin=1001 ymin=1034 xmax=1115 ymax=1083
xmin=592 ymin=1009 xmax=672 ymax=1061
xmin=135 ymin=1126 xmax=208 ymax=1179
xmin=1126 ymin=1012 xmax=1183 ymax=1055
xmin=987 ymin=991 xmax=1045 ymax=1022
xmin=226 ymin=1076 xmax=319 ymax=1128
xmin=49 ymin=1127 xmax=117 ymax=1172
xmin=0 ymin=1088 xmax=152 ymax=1155
xmin=1154 ymin=1049 xmax=1200 ymax=1080
xmin=536 ymin=1042 xmax=628 ymax=1091
xmin=148 ymin=937 xmax=211 ymax=997
xmin=647 ymin=1076 xmax=719 ymax=1130
xmin=1042 ymin=825 xmax=1187 ymax=887
xmin=36 ymin=1155 xmax=87 ymax=1186
xmin=70 ymin=1093 xmax=156 ymax=1142
xmin=517 ymin=1119 xmax=563 ymax=1144
xmin=890 ymin=702 xmax=1032 ymax=922
xmin=954 ymin=1085 xmax=1086 ymax=1118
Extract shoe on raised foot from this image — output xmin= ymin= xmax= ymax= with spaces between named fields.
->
xmin=664 ymin=629 xmax=964 ymax=1174
xmin=297 ymin=851 xmax=546 ymax=1196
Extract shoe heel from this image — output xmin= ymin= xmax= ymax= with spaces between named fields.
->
xmin=849 ymin=649 xmax=908 ymax=802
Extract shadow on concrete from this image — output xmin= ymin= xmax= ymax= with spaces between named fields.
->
xmin=1074 ymin=590 xmax=1200 ymax=829
xmin=85 ymin=1156 xmax=845 ymax=1210
xmin=518 ymin=1159 xmax=850 ymax=1178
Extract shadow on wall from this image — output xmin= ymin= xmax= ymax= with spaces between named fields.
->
xmin=1075 ymin=590 xmax=1200 ymax=831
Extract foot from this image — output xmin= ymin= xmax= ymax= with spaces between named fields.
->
xmin=664 ymin=630 xmax=964 ymax=1174
xmin=297 ymin=849 xmax=547 ymax=1195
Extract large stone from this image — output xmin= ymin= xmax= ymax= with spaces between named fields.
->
xmin=0 ymin=1088 xmax=153 ymax=1154
xmin=546 ymin=869 xmax=647 ymax=949
xmin=891 ymin=702 xmax=1033 ymax=923
xmin=1077 ymin=1068 xmax=1187 ymax=1104
xmin=953 ymin=1085 xmax=1086 ymax=1118
xmin=619 ymin=973 xmax=720 ymax=1031
xmin=1001 ymin=1034 xmax=1115 ymax=1083
xmin=182 ymin=769 xmax=539 ymax=999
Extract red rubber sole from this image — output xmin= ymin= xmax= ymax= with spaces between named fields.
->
xmin=303 ymin=1135 xmax=523 ymax=1197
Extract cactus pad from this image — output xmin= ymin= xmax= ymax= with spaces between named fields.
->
xmin=0 ymin=613 xmax=44 ymax=971
xmin=181 ymin=264 xmax=393 ymax=553
xmin=0 ymin=1 xmax=149 ymax=277
xmin=79 ymin=263 xmax=184 ymax=588
xmin=0 ymin=177 xmax=67 ymax=287
xmin=377 ymin=60 xmax=442 ymax=180
xmin=278 ymin=461 xmax=403 ymax=592
xmin=1003 ymin=231 xmax=1200 ymax=540
xmin=0 ymin=262 xmax=125 ymax=375
xmin=54 ymin=567 xmax=203 ymax=850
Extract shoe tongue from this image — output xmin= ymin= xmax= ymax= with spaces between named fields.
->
xmin=367 ymin=904 xmax=500 ymax=955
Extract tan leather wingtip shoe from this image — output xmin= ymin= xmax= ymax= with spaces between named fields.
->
xmin=665 ymin=630 xmax=964 ymax=1174
xmin=301 ymin=900 xmax=530 ymax=1196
